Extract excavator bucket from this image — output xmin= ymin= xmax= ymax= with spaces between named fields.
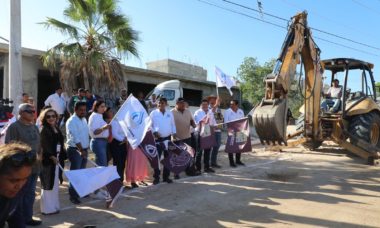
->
xmin=252 ymin=99 xmax=288 ymax=145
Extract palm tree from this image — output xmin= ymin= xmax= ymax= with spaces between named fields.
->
xmin=41 ymin=0 xmax=139 ymax=105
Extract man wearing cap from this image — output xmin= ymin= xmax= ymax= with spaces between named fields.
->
xmin=44 ymin=87 xmax=66 ymax=126
xmin=207 ymin=95 xmax=223 ymax=168
xmin=68 ymin=88 xmax=87 ymax=115
xmin=171 ymin=98 xmax=200 ymax=178
xmin=5 ymin=104 xmax=41 ymax=226
xmin=150 ymin=97 xmax=176 ymax=184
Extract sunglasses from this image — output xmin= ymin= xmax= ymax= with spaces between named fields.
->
xmin=23 ymin=110 xmax=35 ymax=114
xmin=46 ymin=114 xmax=56 ymax=119
xmin=8 ymin=152 xmax=36 ymax=167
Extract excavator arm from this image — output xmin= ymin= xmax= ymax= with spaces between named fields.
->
xmin=253 ymin=11 xmax=323 ymax=145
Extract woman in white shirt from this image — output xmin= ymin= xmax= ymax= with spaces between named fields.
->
xmin=88 ymin=100 xmax=110 ymax=166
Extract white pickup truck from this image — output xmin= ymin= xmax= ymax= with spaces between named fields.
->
xmin=145 ymin=80 xmax=202 ymax=114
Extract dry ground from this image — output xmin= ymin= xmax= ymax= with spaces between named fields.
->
xmin=28 ymin=140 xmax=380 ymax=228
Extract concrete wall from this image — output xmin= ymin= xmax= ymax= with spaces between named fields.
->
xmin=0 ymin=53 xmax=42 ymax=102
xmin=146 ymin=59 xmax=207 ymax=81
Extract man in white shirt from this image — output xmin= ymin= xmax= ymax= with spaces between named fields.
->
xmin=65 ymin=101 xmax=90 ymax=204
xmin=150 ymin=97 xmax=176 ymax=185
xmin=44 ymin=87 xmax=66 ymax=125
xmin=193 ymin=99 xmax=216 ymax=173
xmin=224 ymin=100 xmax=245 ymax=167
xmin=321 ymin=79 xmax=342 ymax=113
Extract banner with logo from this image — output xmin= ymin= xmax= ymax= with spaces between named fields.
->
xmin=199 ymin=118 xmax=216 ymax=150
xmin=139 ymin=130 xmax=159 ymax=169
xmin=113 ymin=94 xmax=151 ymax=149
xmin=161 ymin=141 xmax=195 ymax=174
xmin=225 ymin=117 xmax=252 ymax=153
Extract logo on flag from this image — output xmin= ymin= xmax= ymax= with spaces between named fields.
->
xmin=129 ymin=111 xmax=144 ymax=129
xmin=113 ymin=94 xmax=151 ymax=149
xmin=161 ymin=141 xmax=195 ymax=174
xmin=139 ymin=131 xmax=160 ymax=169
xmin=225 ymin=117 xmax=252 ymax=153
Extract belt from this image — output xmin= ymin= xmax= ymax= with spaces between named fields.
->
xmin=93 ymin=138 xmax=108 ymax=141
xmin=68 ymin=146 xmax=88 ymax=150
xmin=157 ymin=136 xmax=171 ymax=142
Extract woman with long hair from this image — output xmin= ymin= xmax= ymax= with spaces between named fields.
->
xmin=39 ymin=108 xmax=66 ymax=215
xmin=88 ymin=100 xmax=110 ymax=166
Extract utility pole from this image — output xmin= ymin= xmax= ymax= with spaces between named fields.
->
xmin=9 ymin=0 xmax=22 ymax=114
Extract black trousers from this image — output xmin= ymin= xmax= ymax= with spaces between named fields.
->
xmin=110 ymin=139 xmax=127 ymax=182
xmin=194 ymin=132 xmax=211 ymax=170
xmin=153 ymin=136 xmax=171 ymax=180
xmin=228 ymin=153 xmax=242 ymax=165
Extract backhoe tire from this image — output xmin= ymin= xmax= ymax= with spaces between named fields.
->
xmin=297 ymin=114 xmax=323 ymax=150
xmin=348 ymin=112 xmax=380 ymax=149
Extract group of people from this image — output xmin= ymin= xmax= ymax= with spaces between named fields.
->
xmin=0 ymin=86 xmax=248 ymax=228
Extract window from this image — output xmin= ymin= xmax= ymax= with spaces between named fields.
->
xmin=162 ymin=90 xmax=175 ymax=100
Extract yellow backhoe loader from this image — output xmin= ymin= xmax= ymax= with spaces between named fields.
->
xmin=252 ymin=11 xmax=380 ymax=164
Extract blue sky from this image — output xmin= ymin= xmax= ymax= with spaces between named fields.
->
xmin=1 ymin=0 xmax=379 ymax=86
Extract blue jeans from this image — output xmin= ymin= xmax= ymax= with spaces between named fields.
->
xmin=321 ymin=98 xmax=341 ymax=112
xmin=67 ymin=147 xmax=88 ymax=199
xmin=90 ymin=138 xmax=108 ymax=166
xmin=16 ymin=172 xmax=38 ymax=222
xmin=211 ymin=131 xmax=221 ymax=165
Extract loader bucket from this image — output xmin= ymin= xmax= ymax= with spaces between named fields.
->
xmin=252 ymin=99 xmax=288 ymax=145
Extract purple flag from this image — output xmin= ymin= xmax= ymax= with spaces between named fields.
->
xmin=161 ymin=141 xmax=195 ymax=174
xmin=199 ymin=119 xmax=216 ymax=149
xmin=105 ymin=179 xmax=124 ymax=208
xmin=225 ymin=118 xmax=252 ymax=153
xmin=139 ymin=131 xmax=159 ymax=169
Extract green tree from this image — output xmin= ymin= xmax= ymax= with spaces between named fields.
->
xmin=237 ymin=57 xmax=275 ymax=106
xmin=237 ymin=57 xmax=303 ymax=117
xmin=40 ymin=0 xmax=139 ymax=103
xmin=375 ymin=82 xmax=380 ymax=93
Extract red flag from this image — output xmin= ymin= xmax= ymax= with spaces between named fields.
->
xmin=225 ymin=118 xmax=252 ymax=153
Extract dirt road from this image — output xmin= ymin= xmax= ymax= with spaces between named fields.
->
xmin=36 ymin=143 xmax=380 ymax=228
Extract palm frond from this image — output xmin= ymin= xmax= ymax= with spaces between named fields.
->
xmin=39 ymin=18 xmax=80 ymax=40
xmin=98 ymin=0 xmax=116 ymax=14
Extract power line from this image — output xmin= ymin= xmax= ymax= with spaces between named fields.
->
xmin=219 ymin=0 xmax=380 ymax=51
xmin=0 ymin=36 xmax=9 ymax=43
xmin=280 ymin=0 xmax=379 ymax=41
xmin=222 ymin=0 xmax=288 ymax=22
xmin=351 ymin=0 xmax=380 ymax=16
xmin=197 ymin=0 xmax=287 ymax=30
xmin=314 ymin=36 xmax=380 ymax=57
xmin=196 ymin=0 xmax=380 ymax=57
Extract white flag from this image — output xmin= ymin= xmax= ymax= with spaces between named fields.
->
xmin=113 ymin=94 xmax=151 ymax=149
xmin=64 ymin=166 xmax=120 ymax=198
xmin=215 ymin=66 xmax=236 ymax=96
